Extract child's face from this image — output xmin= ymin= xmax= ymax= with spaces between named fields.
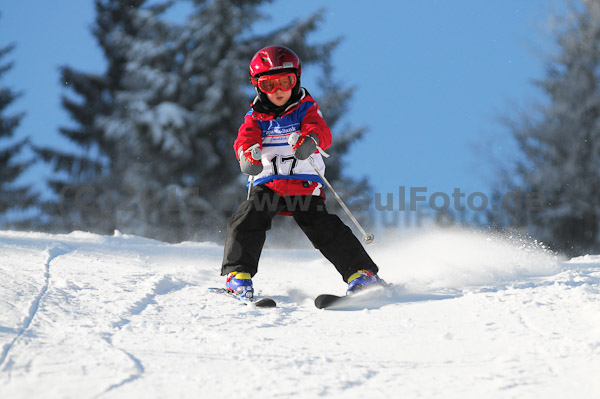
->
xmin=266 ymin=89 xmax=292 ymax=107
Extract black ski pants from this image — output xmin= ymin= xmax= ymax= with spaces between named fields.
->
xmin=221 ymin=185 xmax=378 ymax=282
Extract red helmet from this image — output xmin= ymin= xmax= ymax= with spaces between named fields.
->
xmin=249 ymin=46 xmax=301 ymax=84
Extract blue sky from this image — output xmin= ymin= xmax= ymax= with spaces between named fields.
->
xmin=1 ymin=0 xmax=557 ymax=205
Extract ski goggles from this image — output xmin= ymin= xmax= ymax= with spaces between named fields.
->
xmin=253 ymin=72 xmax=297 ymax=93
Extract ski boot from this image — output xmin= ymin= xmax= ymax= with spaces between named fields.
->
xmin=226 ymin=272 xmax=254 ymax=299
xmin=346 ymin=269 xmax=382 ymax=295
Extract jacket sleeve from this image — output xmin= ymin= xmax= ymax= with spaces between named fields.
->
xmin=300 ymin=102 xmax=332 ymax=150
xmin=233 ymin=112 xmax=263 ymax=159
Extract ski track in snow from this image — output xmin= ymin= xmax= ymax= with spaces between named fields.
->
xmin=0 ymin=245 xmax=67 ymax=369
xmin=99 ymin=276 xmax=190 ymax=396
xmin=0 ymin=228 xmax=599 ymax=398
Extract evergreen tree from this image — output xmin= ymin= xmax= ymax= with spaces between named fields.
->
xmin=38 ymin=0 xmax=369 ymax=242
xmin=496 ymin=0 xmax=600 ymax=255
xmin=0 ymin=39 xmax=37 ymax=227
xmin=36 ymin=0 xmax=176 ymax=235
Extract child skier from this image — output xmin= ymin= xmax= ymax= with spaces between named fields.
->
xmin=221 ymin=45 xmax=381 ymax=298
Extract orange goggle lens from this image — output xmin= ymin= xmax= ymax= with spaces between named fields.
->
xmin=256 ymin=73 xmax=297 ymax=93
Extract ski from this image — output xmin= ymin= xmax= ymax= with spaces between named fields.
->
xmin=315 ymin=283 xmax=393 ymax=310
xmin=314 ymin=294 xmax=349 ymax=309
xmin=207 ymin=287 xmax=276 ymax=308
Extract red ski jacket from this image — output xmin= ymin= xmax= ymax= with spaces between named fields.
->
xmin=234 ymin=89 xmax=332 ymax=197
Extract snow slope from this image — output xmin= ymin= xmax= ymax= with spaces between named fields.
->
xmin=0 ymin=228 xmax=599 ymax=398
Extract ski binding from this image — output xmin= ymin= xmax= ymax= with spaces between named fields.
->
xmin=208 ymin=287 xmax=276 ymax=308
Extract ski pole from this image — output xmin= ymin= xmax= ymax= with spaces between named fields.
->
xmin=244 ymin=143 xmax=261 ymax=201
xmin=247 ymin=175 xmax=254 ymax=201
xmin=306 ymin=156 xmax=374 ymax=244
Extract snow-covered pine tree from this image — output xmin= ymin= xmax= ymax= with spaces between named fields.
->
xmin=498 ymin=0 xmax=600 ymax=255
xmin=85 ymin=0 xmax=194 ymax=240
xmin=36 ymin=0 xmax=177 ymax=236
xmin=0 ymin=39 xmax=37 ymax=228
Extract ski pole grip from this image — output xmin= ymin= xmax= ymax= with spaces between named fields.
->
xmin=289 ymin=132 xmax=330 ymax=158
xmin=288 ymin=132 xmax=300 ymax=146
xmin=245 ymin=143 xmax=261 ymax=161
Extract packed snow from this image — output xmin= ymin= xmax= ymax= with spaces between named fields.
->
xmin=0 ymin=228 xmax=599 ymax=398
